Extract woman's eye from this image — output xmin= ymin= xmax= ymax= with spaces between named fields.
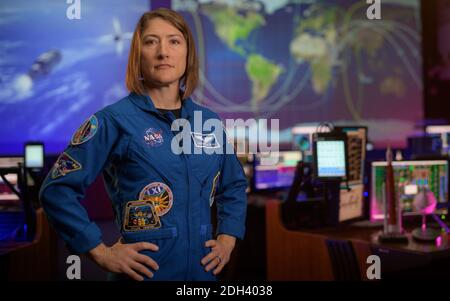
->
xmin=145 ymin=39 xmax=157 ymax=45
xmin=170 ymin=39 xmax=180 ymax=45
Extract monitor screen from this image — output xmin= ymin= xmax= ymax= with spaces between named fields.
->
xmin=0 ymin=157 xmax=23 ymax=204
xmin=293 ymin=133 xmax=312 ymax=152
xmin=316 ymin=140 xmax=347 ymax=178
xmin=254 ymin=151 xmax=301 ymax=190
xmin=0 ymin=0 xmax=150 ymax=155
xmin=408 ymin=135 xmax=443 ymax=157
xmin=425 ymin=125 xmax=450 ymax=154
xmin=425 ymin=125 xmax=450 ymax=135
xmin=25 ymin=144 xmax=44 ymax=168
xmin=370 ymin=160 xmax=449 ymax=220
xmin=170 ymin=0 xmax=423 ymax=149
xmin=291 ymin=126 xmax=330 ymax=152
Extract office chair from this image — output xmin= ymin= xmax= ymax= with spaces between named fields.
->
xmin=326 ymin=239 xmax=361 ymax=280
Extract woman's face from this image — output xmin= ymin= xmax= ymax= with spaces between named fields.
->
xmin=140 ymin=18 xmax=187 ymax=88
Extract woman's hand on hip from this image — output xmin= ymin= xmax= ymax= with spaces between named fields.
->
xmin=201 ymin=234 xmax=236 ymax=275
xmin=88 ymin=239 xmax=159 ymax=281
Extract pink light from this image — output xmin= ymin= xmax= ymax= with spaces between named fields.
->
xmin=436 ymin=236 xmax=442 ymax=247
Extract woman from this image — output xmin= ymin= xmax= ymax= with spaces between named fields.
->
xmin=39 ymin=8 xmax=247 ymax=281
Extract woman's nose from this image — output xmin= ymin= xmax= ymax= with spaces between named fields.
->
xmin=157 ymin=41 xmax=169 ymax=59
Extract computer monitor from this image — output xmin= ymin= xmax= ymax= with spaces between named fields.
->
xmin=24 ymin=142 xmax=44 ymax=169
xmin=407 ymin=135 xmax=443 ymax=158
xmin=0 ymin=157 xmax=23 ymax=205
xmin=237 ymin=154 xmax=253 ymax=193
xmin=370 ymin=160 xmax=449 ymax=220
xmin=292 ymin=125 xmax=330 ymax=152
xmin=425 ymin=125 xmax=450 ymax=155
xmin=253 ymin=151 xmax=301 ymax=190
xmin=312 ymin=132 xmax=348 ymax=179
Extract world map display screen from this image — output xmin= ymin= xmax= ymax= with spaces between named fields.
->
xmin=0 ymin=0 xmax=422 ymax=155
xmin=172 ymin=0 xmax=423 ymax=148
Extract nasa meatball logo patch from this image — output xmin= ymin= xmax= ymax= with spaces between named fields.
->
xmin=144 ymin=128 xmax=164 ymax=147
xmin=51 ymin=152 xmax=82 ymax=179
xmin=71 ymin=115 xmax=98 ymax=146
xmin=139 ymin=182 xmax=173 ymax=216
xmin=123 ymin=200 xmax=161 ymax=232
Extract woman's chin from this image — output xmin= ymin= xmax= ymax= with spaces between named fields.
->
xmin=146 ymin=77 xmax=180 ymax=88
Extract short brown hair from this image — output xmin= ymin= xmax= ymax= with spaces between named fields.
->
xmin=126 ymin=8 xmax=199 ymax=100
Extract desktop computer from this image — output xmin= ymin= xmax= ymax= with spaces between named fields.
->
xmin=0 ymin=157 xmax=24 ymax=241
xmin=292 ymin=125 xmax=327 ymax=153
xmin=370 ymin=160 xmax=449 ymax=220
xmin=425 ymin=125 xmax=450 ymax=156
xmin=253 ymin=151 xmax=302 ymax=191
xmin=0 ymin=157 xmax=23 ymax=206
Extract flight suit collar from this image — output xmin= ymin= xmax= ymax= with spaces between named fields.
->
xmin=129 ymin=92 xmax=193 ymax=119
xmin=129 ymin=92 xmax=160 ymax=114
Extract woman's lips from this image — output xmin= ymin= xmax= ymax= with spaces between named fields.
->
xmin=155 ymin=64 xmax=173 ymax=69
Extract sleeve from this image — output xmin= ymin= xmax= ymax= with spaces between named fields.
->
xmin=39 ymin=110 xmax=121 ymax=254
xmin=215 ymin=122 xmax=248 ymax=240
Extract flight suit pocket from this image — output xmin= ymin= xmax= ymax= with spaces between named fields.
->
xmin=189 ymin=153 xmax=221 ymax=207
xmin=121 ymin=227 xmax=178 ymax=267
xmin=190 ymin=152 xmax=221 ymax=186
xmin=199 ymin=170 xmax=221 ymax=207
xmin=128 ymin=138 xmax=177 ymax=184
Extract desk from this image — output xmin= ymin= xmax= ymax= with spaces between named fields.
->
xmin=266 ymin=200 xmax=450 ymax=280
xmin=0 ymin=208 xmax=57 ymax=280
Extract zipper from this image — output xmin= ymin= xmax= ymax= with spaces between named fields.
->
xmin=162 ymin=112 xmax=192 ymax=281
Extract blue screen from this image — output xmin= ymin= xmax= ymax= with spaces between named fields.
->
xmin=0 ymin=0 xmax=149 ymax=155
xmin=254 ymin=151 xmax=301 ymax=190
xmin=316 ymin=140 xmax=346 ymax=177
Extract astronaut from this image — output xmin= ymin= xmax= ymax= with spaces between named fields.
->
xmin=39 ymin=8 xmax=247 ymax=281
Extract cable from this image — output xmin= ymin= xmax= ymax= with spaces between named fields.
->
xmin=315 ymin=122 xmax=335 ymax=133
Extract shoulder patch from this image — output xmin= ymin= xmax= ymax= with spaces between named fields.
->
xmin=71 ymin=115 xmax=98 ymax=146
xmin=51 ymin=152 xmax=82 ymax=179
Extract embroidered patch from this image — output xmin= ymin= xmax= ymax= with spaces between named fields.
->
xmin=209 ymin=171 xmax=221 ymax=207
xmin=191 ymin=132 xmax=220 ymax=148
xmin=144 ymin=128 xmax=164 ymax=147
xmin=123 ymin=200 xmax=161 ymax=232
xmin=139 ymin=182 xmax=173 ymax=216
xmin=71 ymin=115 xmax=98 ymax=146
xmin=51 ymin=152 xmax=82 ymax=179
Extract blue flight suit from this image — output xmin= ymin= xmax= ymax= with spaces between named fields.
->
xmin=39 ymin=92 xmax=248 ymax=281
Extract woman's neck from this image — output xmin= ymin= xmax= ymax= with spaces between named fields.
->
xmin=146 ymin=83 xmax=182 ymax=110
